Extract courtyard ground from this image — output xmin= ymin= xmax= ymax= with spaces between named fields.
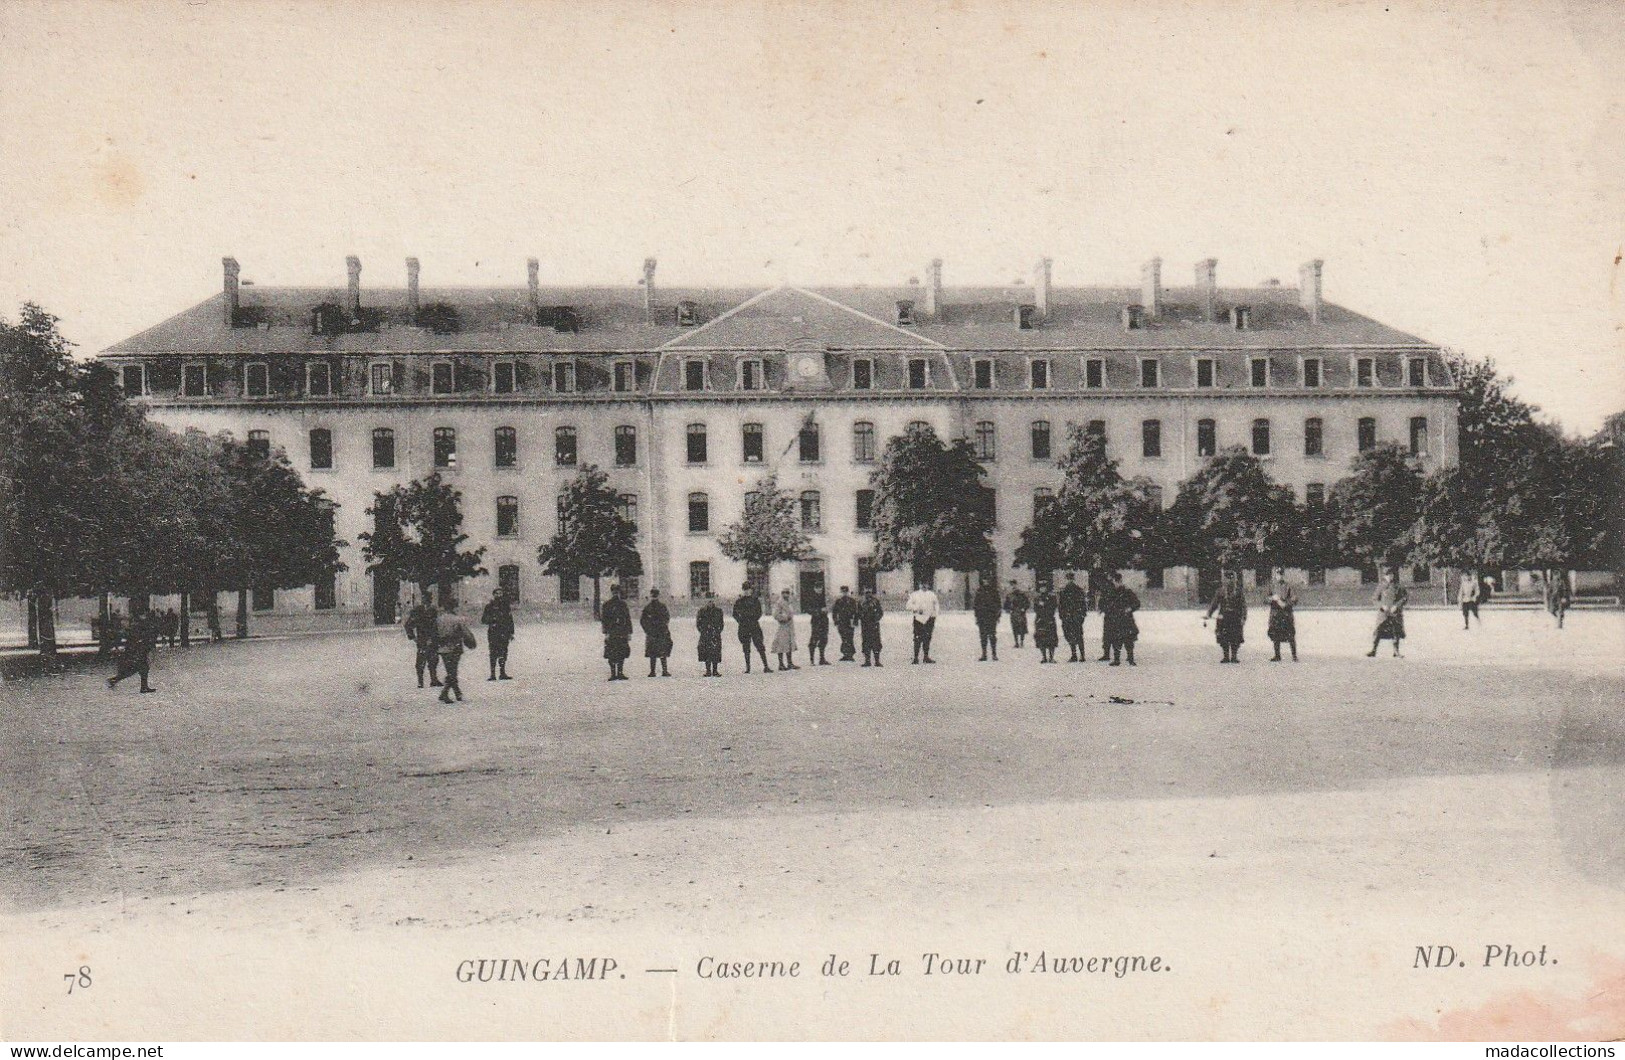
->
xmin=2 ymin=609 xmax=1622 ymax=1040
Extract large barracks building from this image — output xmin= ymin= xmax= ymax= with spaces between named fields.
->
xmin=101 ymin=255 xmax=1458 ymax=621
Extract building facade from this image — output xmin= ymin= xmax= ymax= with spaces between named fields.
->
xmin=101 ymin=255 xmax=1458 ymax=619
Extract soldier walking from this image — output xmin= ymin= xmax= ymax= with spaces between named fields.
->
xmin=1004 ymin=580 xmax=1030 ymax=648
xmin=858 ymin=588 xmax=885 ymax=667
xmin=972 ymin=577 xmax=1002 ymax=661
xmin=405 ymin=598 xmax=441 ymax=688
xmin=1543 ymin=570 xmax=1572 ymax=629
xmin=1032 ymin=583 xmax=1059 ymax=663
xmin=830 ymin=585 xmax=859 ymax=661
xmin=481 ymin=588 xmax=515 ymax=681
xmin=733 ymin=582 xmax=772 ymax=674
xmin=696 ymin=592 xmax=725 ymax=677
xmin=107 ymin=608 xmax=161 ymax=694
xmin=1058 ymin=572 xmax=1088 ymax=662
xmin=1204 ymin=571 xmax=1248 ymax=664
xmin=641 ymin=588 xmax=673 ymax=677
xmin=1367 ymin=570 xmax=1408 ymax=658
xmin=601 ymin=584 xmax=633 ymax=681
xmin=434 ymin=607 xmax=477 ymax=703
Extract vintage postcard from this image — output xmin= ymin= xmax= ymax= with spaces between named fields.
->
xmin=1 ymin=0 xmax=1621 ymax=1043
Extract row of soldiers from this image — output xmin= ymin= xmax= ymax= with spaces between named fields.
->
xmin=403 ymin=590 xmax=516 ymax=702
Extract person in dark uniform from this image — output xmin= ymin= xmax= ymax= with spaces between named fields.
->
xmin=733 ymin=582 xmax=771 ymax=674
xmin=600 ymin=585 xmax=633 ymax=681
xmin=405 ymin=599 xmax=441 ymax=688
xmin=1458 ymin=569 xmax=1484 ymax=629
xmin=1005 ymin=580 xmax=1030 ymax=648
xmin=1204 ymin=571 xmax=1248 ymax=663
xmin=1032 ymin=584 xmax=1059 ymax=663
xmin=640 ymin=588 xmax=673 ymax=677
xmin=1544 ymin=570 xmax=1572 ymax=629
xmin=1058 ymin=572 xmax=1088 ymax=662
xmin=207 ymin=600 xmax=223 ymax=643
xmin=830 ymin=585 xmax=859 ymax=661
xmin=1266 ymin=568 xmax=1298 ymax=662
xmin=161 ymin=608 xmax=179 ymax=649
xmin=696 ymin=592 xmax=725 ymax=677
xmin=972 ymin=577 xmax=1002 ymax=661
xmin=858 ymin=588 xmax=885 ymax=666
xmin=1367 ymin=570 xmax=1408 ymax=658
xmin=1102 ymin=571 xmax=1140 ymax=666
xmin=107 ymin=609 xmax=161 ymax=693
xmin=434 ymin=608 xmax=477 ymax=703
xmin=481 ymin=589 xmax=515 ymax=681
xmin=807 ymin=592 xmax=831 ymax=665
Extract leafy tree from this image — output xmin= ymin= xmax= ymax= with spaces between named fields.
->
xmin=868 ymin=423 xmax=995 ymax=584
xmin=536 ymin=465 xmax=641 ymax=617
xmin=1161 ymin=447 xmax=1299 ymax=576
xmin=1328 ymin=444 xmax=1425 ymax=573
xmin=1446 ymin=352 xmax=1551 ymax=482
xmin=1414 ymin=465 xmax=1513 ymax=574
xmin=717 ymin=474 xmax=811 ymax=596
xmin=361 ymin=472 xmax=485 ymax=611
xmin=1014 ymin=424 xmax=1160 ymax=577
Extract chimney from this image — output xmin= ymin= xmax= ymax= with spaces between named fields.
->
xmin=1033 ymin=257 xmax=1052 ymax=320
xmin=1195 ymin=258 xmax=1218 ymax=322
xmin=526 ymin=257 xmax=540 ymax=315
xmin=642 ymin=257 xmax=657 ymax=323
xmin=405 ymin=257 xmax=420 ymax=317
xmin=345 ymin=256 xmax=362 ymax=319
xmin=222 ymin=257 xmax=240 ymax=326
xmin=923 ymin=258 xmax=943 ymax=319
xmin=1299 ymin=259 xmax=1323 ymax=324
xmin=1141 ymin=257 xmax=1162 ymax=318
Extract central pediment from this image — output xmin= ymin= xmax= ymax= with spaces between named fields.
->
xmin=661 ymin=286 xmax=942 ymax=350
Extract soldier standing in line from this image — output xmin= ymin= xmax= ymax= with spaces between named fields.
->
xmin=640 ymin=587 xmax=673 ymax=678
xmin=830 ymin=585 xmax=859 ymax=662
xmin=1102 ymin=570 xmax=1140 ymax=666
xmin=770 ymin=588 xmax=800 ymax=671
xmin=1032 ymin=583 xmax=1060 ymax=664
xmin=807 ymin=591 xmax=831 ymax=666
xmin=1004 ymin=580 xmax=1030 ymax=648
xmin=162 ymin=608 xmax=180 ymax=649
xmin=1058 ymin=572 xmax=1088 ymax=663
xmin=1204 ymin=571 xmax=1248 ymax=664
xmin=858 ymin=587 xmax=885 ymax=667
xmin=972 ymin=577 xmax=1002 ymax=661
xmin=405 ymin=598 xmax=441 ymax=688
xmin=1266 ymin=568 xmax=1299 ymax=662
xmin=600 ymin=584 xmax=633 ymax=681
xmin=906 ymin=580 xmax=940 ymax=665
xmin=696 ymin=592 xmax=725 ymax=678
xmin=733 ymin=581 xmax=772 ymax=674
xmin=106 ymin=608 xmax=161 ymax=694
xmin=481 ymin=588 xmax=515 ymax=681
xmin=1367 ymin=570 xmax=1408 ymax=658
xmin=434 ymin=607 xmax=478 ymax=703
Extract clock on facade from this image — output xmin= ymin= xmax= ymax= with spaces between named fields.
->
xmin=795 ymin=355 xmax=821 ymax=379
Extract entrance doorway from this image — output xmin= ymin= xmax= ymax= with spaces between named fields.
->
xmin=373 ymin=572 xmax=400 ymax=625
xmin=798 ymin=559 xmax=826 ymax=611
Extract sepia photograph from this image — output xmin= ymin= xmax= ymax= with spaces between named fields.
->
xmin=1 ymin=0 xmax=1622 ymax=1044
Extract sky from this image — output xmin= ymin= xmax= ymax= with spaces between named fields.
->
xmin=1 ymin=0 xmax=1621 ymax=432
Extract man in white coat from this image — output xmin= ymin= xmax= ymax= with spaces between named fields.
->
xmin=907 ymin=581 xmax=941 ymax=665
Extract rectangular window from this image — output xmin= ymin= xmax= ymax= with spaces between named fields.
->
xmin=1250 ymin=358 xmax=1268 ymax=388
xmin=553 ymin=361 xmax=576 ymax=393
xmin=616 ymin=494 xmax=638 ymax=534
xmin=1304 ymin=417 xmax=1324 ymax=457
xmin=307 ymin=361 xmax=332 ymax=397
xmin=1356 ymin=357 xmax=1376 ymax=388
xmin=613 ymin=361 xmax=634 ymax=393
xmin=1358 ymin=417 xmax=1377 ymax=452
xmin=1408 ymin=358 xmax=1427 ymax=387
xmin=799 ymin=421 xmax=820 ymax=463
xmin=852 ymin=421 xmax=876 ymax=463
xmin=614 ymin=425 xmax=637 ymax=467
xmin=247 ymin=430 xmax=270 ymax=460
xmin=974 ymin=421 xmax=996 ymax=461
xmin=1410 ymin=416 xmax=1429 ymax=456
xmin=251 ymin=585 xmax=275 ymax=612
xmin=980 ymin=486 xmax=998 ymax=530
xmin=689 ymin=561 xmax=711 ymax=599
xmin=1307 ymin=567 xmax=1326 ymax=587
xmin=431 ymin=361 xmax=454 ymax=395
xmin=973 ymin=360 xmax=994 ymax=389
xmin=1302 ymin=357 xmax=1322 ymax=388
xmin=498 ymin=565 xmax=521 ymax=604
xmin=314 ymin=571 xmax=337 ymax=611
xmin=684 ymin=359 xmax=707 ymax=392
xmin=244 ymin=362 xmax=269 ymax=398
xmin=494 ymin=426 xmax=518 ymax=468
xmin=851 ymin=358 xmax=874 ymax=390
xmin=372 ymin=428 xmax=395 ymax=469
xmin=121 ymin=364 xmax=145 ymax=397
xmin=1085 ymin=358 xmax=1105 ymax=389
xmin=800 ymin=491 xmax=822 ymax=532
xmin=1252 ymin=418 xmax=1271 ymax=456
xmin=184 ymin=364 xmax=208 ymax=397
xmin=686 ymin=423 xmax=708 ymax=464
xmin=742 ymin=423 xmax=764 ymax=463
xmin=1087 ymin=419 xmax=1107 ymax=442
xmin=1141 ymin=419 xmax=1162 ymax=458
xmin=1139 ymin=358 xmax=1160 ymax=388
xmin=1411 ymin=563 xmax=1431 ymax=585
xmin=1197 ymin=419 xmax=1216 ymax=457
xmin=688 ymin=493 xmax=710 ymax=534
xmin=554 ymin=426 xmax=577 ymax=467
xmin=1029 ymin=359 xmax=1050 ymax=390
xmin=1195 ymin=358 xmax=1216 ymax=388
xmin=559 ymin=574 xmax=581 ymax=603
xmin=493 ymin=361 xmax=517 ymax=394
xmin=739 ymin=359 xmax=764 ymax=391
xmin=370 ymin=362 xmax=394 ymax=395
xmin=856 ymin=557 xmax=877 ymax=596
xmin=855 ymin=489 xmax=875 ymax=531
xmin=433 ymin=427 xmax=457 ymax=469
xmin=908 ymin=359 xmax=929 ymax=389
xmin=1031 ymin=420 xmax=1051 ymax=460
xmin=309 ymin=428 xmax=333 ymax=470
xmin=496 ymin=496 xmax=519 ymax=537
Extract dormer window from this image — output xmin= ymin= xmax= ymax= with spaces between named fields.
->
xmin=739 ymin=358 xmax=765 ymax=392
xmin=973 ymin=359 xmax=994 ymax=389
xmin=1028 ymin=359 xmax=1050 ymax=390
xmin=553 ymin=360 xmax=577 ymax=393
xmin=243 ymin=362 xmax=269 ymax=398
xmin=184 ymin=363 xmax=209 ymax=397
xmin=613 ymin=360 xmax=635 ymax=393
xmin=1231 ymin=305 xmax=1252 ymax=330
xmin=493 ymin=361 xmax=517 ymax=394
xmin=684 ymin=359 xmax=707 ymax=392
xmin=539 ymin=305 xmax=580 ymax=333
xmin=1084 ymin=358 xmax=1105 ymax=389
xmin=1250 ymin=357 xmax=1269 ymax=388
xmin=1302 ymin=357 xmax=1323 ymax=388
xmin=306 ymin=361 xmax=332 ymax=397
xmin=1194 ymin=357 xmax=1216 ymax=388
xmin=1355 ymin=357 xmax=1376 ymax=388
xmin=1408 ymin=357 xmax=1428 ymax=387
xmin=908 ymin=358 xmax=930 ymax=389
xmin=850 ymin=358 xmax=874 ymax=390
xmin=896 ymin=300 xmax=916 ymax=326
xmin=1016 ymin=304 xmax=1038 ymax=330
xmin=1122 ymin=304 xmax=1146 ymax=330
xmin=431 ymin=360 xmax=455 ymax=396
xmin=1139 ymin=358 xmax=1161 ymax=389
xmin=676 ymin=300 xmax=699 ymax=327
xmin=120 ymin=364 xmax=146 ymax=398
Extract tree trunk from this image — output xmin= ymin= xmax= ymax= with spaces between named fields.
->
xmin=179 ymin=591 xmax=191 ymax=648
xmin=592 ymin=575 xmax=602 ymax=620
xmin=236 ymin=588 xmax=249 ymax=639
xmin=26 ymin=596 xmax=38 ymax=649
xmin=97 ymin=593 xmax=112 ymax=657
xmin=34 ymin=591 xmax=57 ymax=661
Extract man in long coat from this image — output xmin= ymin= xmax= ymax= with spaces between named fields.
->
xmin=405 ymin=599 xmax=441 ymax=688
xmin=1266 ymin=568 xmax=1299 ymax=662
xmin=1057 ymin=572 xmax=1089 ymax=662
xmin=1204 ymin=571 xmax=1248 ymax=664
xmin=830 ymin=585 xmax=860 ymax=661
xmin=770 ymin=588 xmax=800 ymax=671
xmin=807 ymin=592 xmax=831 ymax=665
xmin=481 ymin=589 xmax=515 ymax=681
xmin=733 ymin=582 xmax=771 ymax=674
xmin=1101 ymin=571 xmax=1140 ymax=666
xmin=601 ymin=585 xmax=633 ymax=681
xmin=1032 ymin=585 xmax=1060 ymax=664
xmin=858 ymin=588 xmax=885 ymax=667
xmin=972 ymin=578 xmax=1002 ymax=661
xmin=107 ymin=609 xmax=161 ymax=694
xmin=640 ymin=588 xmax=673 ymax=677
xmin=696 ymin=592 xmax=725 ymax=677
xmin=434 ymin=607 xmax=478 ymax=703
xmin=1367 ymin=570 xmax=1408 ymax=658
xmin=1004 ymin=581 xmax=1030 ymax=648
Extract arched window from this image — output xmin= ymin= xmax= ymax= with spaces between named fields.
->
xmin=1196 ymin=418 xmax=1217 ymax=457
xmin=554 ymin=426 xmax=577 ymax=467
xmin=907 ymin=419 xmax=931 ymax=434
xmin=495 ymin=496 xmax=519 ymax=537
xmin=686 ymin=423 xmax=708 ymax=464
xmin=1030 ymin=420 xmax=1051 ymax=460
xmin=494 ymin=426 xmax=518 ymax=468
xmin=799 ymin=420 xmax=821 ymax=463
xmin=852 ymin=421 xmax=876 ymax=463
xmin=800 ymin=490 xmax=822 ymax=531
xmin=433 ymin=427 xmax=456 ymax=468
xmin=614 ymin=425 xmax=637 ymax=467
xmin=742 ymin=423 xmax=764 ymax=463
xmin=1251 ymin=418 xmax=1271 ymax=456
xmin=308 ymin=428 xmax=333 ymax=470
xmin=1358 ymin=417 xmax=1377 ymax=452
xmin=371 ymin=428 xmax=395 ymax=469
xmin=688 ymin=492 xmax=710 ymax=534
xmin=974 ymin=421 xmax=996 ymax=461
xmin=1304 ymin=417 xmax=1324 ymax=457
xmin=247 ymin=429 xmax=271 ymax=460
